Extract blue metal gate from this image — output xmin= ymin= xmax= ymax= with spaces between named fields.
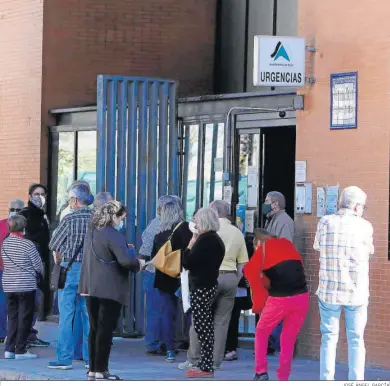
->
xmin=96 ymin=75 xmax=179 ymax=334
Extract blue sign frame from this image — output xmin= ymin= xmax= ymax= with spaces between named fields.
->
xmin=330 ymin=72 xmax=358 ymax=130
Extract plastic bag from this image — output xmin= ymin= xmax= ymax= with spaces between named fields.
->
xmin=180 ymin=269 xmax=191 ymax=313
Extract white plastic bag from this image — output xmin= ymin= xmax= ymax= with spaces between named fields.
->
xmin=180 ymin=269 xmax=191 ymax=313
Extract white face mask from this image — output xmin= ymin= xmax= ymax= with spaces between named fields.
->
xmin=40 ymin=196 xmax=46 ymax=208
xmin=189 ymin=221 xmax=198 ymax=234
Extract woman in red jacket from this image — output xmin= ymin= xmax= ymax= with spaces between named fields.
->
xmin=244 ymin=229 xmax=309 ymax=381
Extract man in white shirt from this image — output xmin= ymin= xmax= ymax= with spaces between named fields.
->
xmin=314 ymin=186 xmax=374 ymax=381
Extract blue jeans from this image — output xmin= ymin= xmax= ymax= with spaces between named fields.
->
xmin=143 ymin=271 xmax=162 ymax=351
xmin=0 ymin=271 xmax=7 ymax=338
xmin=319 ymin=299 xmax=367 ymax=381
xmin=57 ymin=262 xmax=89 ymax=365
xmin=158 ymin=290 xmax=177 ymax=352
xmin=73 ymin=308 xmax=84 ymax=359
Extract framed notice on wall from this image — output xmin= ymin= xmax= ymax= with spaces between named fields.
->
xmin=330 ymin=72 xmax=358 ymax=129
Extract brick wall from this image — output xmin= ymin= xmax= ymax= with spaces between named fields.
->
xmin=297 ymin=0 xmax=390 ymax=368
xmin=39 ymin=0 xmax=217 ymax=186
xmin=42 ymin=0 xmax=216 ymax=109
xmin=0 ymin=0 xmax=44 ymax=213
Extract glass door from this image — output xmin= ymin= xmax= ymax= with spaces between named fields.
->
xmin=182 ymin=122 xmax=225 ymax=220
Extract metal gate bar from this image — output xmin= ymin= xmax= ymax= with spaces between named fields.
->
xmin=96 ymin=75 xmax=178 ymax=335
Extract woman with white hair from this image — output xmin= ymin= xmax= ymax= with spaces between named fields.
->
xmin=182 ymin=208 xmax=225 ymax=378
xmin=152 ymin=200 xmax=192 ymax=363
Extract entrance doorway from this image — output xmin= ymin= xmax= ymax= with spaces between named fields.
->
xmin=234 ymin=125 xmax=296 ymax=235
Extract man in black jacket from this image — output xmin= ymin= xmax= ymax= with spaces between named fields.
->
xmin=19 ymin=183 xmax=51 ymax=348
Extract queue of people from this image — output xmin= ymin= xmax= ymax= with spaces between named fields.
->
xmin=0 ymin=182 xmax=373 ymax=381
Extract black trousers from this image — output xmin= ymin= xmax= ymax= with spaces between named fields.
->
xmin=6 ymin=291 xmax=36 ymax=354
xmin=225 ymin=297 xmax=245 ymax=352
xmin=87 ymin=296 xmax=122 ymax=373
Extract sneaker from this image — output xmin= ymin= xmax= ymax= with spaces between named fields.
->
xmin=187 ymin=369 xmax=214 ymax=378
xmin=166 ymin=350 xmax=175 ymax=363
xmin=47 ymin=361 xmax=73 ymax=370
xmin=27 ymin=338 xmax=50 ymax=348
xmin=15 ymin=352 xmax=38 ymax=360
xmin=4 ymin=351 xmax=15 ymax=359
xmin=254 ymin=372 xmax=270 ymax=381
xmin=224 ymin=351 xmax=238 ymax=361
xmin=178 ymin=360 xmax=198 ymax=370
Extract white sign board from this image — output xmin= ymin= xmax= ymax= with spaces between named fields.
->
xmin=253 ymin=35 xmax=305 ymax=87
xmin=295 ymin=161 xmax=307 ymax=183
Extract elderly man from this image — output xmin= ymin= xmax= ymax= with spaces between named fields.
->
xmin=314 ymin=186 xmax=374 ymax=381
xmin=48 ymin=184 xmax=92 ymax=370
xmin=263 ymin=191 xmax=295 ymax=242
xmin=0 ymin=199 xmax=25 ymax=342
xmin=180 ymin=200 xmax=248 ymax=371
xmin=139 ymin=195 xmax=173 ymax=355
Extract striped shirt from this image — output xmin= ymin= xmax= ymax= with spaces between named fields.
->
xmin=2 ymin=235 xmax=43 ymax=293
xmin=49 ymin=207 xmax=92 ymax=263
xmin=313 ymin=208 xmax=374 ymax=306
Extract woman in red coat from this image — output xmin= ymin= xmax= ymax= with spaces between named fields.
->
xmin=244 ymin=229 xmax=309 ymax=381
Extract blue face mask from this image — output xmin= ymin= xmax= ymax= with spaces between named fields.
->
xmin=115 ymin=220 xmax=124 ymax=231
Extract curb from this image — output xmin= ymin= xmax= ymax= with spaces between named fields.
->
xmin=0 ymin=371 xmax=50 ymax=381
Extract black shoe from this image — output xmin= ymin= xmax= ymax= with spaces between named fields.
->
xmin=27 ymin=338 xmax=50 ymax=348
xmin=146 ymin=348 xmax=167 ymax=356
xmin=254 ymin=372 xmax=269 ymax=381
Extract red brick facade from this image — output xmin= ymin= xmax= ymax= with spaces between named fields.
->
xmin=296 ymin=0 xmax=390 ymax=368
xmin=0 ymin=0 xmax=217 ymax=212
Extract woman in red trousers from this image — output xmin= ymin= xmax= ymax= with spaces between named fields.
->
xmin=244 ymin=229 xmax=309 ymax=381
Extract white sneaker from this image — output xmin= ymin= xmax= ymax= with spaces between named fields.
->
xmin=178 ymin=360 xmax=198 ymax=370
xmin=4 ymin=351 xmax=15 ymax=359
xmin=15 ymin=351 xmax=37 ymax=360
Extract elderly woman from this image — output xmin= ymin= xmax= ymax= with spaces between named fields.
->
xmin=2 ymin=215 xmax=43 ymax=360
xmin=152 ymin=200 xmax=192 ymax=363
xmin=182 ymin=208 xmax=225 ymax=378
xmin=244 ymin=229 xmax=308 ymax=381
xmin=139 ymin=195 xmax=173 ymax=355
xmin=79 ymin=201 xmax=144 ymax=380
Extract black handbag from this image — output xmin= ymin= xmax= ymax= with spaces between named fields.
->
xmin=1 ymin=239 xmax=45 ymax=292
xmin=50 ymin=240 xmax=84 ymax=292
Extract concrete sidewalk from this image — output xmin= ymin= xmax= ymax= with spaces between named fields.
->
xmin=0 ymin=322 xmax=389 ymax=381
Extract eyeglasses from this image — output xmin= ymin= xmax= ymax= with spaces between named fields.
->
xmin=9 ymin=208 xmax=21 ymax=213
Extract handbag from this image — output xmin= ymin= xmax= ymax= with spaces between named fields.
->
xmin=50 ymin=239 xmax=84 ymax=291
xmin=151 ymin=222 xmax=183 ymax=278
xmin=1 ymin=241 xmax=45 ymax=292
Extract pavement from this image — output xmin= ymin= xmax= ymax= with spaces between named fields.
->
xmin=0 ymin=322 xmax=389 ymax=381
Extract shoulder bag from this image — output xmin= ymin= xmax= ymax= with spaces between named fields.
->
xmin=151 ymin=222 xmax=183 ymax=278
xmin=1 ymin=239 xmax=45 ymax=292
xmin=50 ymin=239 xmax=84 ymax=291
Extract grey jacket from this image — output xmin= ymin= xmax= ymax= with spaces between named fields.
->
xmin=79 ymin=226 xmax=140 ymax=305
xmin=265 ymin=210 xmax=295 ymax=242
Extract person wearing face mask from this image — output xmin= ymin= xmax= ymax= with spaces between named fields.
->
xmin=263 ymin=191 xmax=295 ymax=243
xmin=314 ymin=186 xmax=374 ymax=381
xmin=48 ymin=184 xmax=93 ymax=370
xmin=261 ymin=191 xmax=295 ymax=354
xmin=79 ymin=200 xmax=144 ymax=380
xmin=245 ymin=228 xmax=308 ymax=381
xmin=19 ymin=184 xmax=51 ymax=348
xmin=0 ymin=199 xmax=26 ymax=343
